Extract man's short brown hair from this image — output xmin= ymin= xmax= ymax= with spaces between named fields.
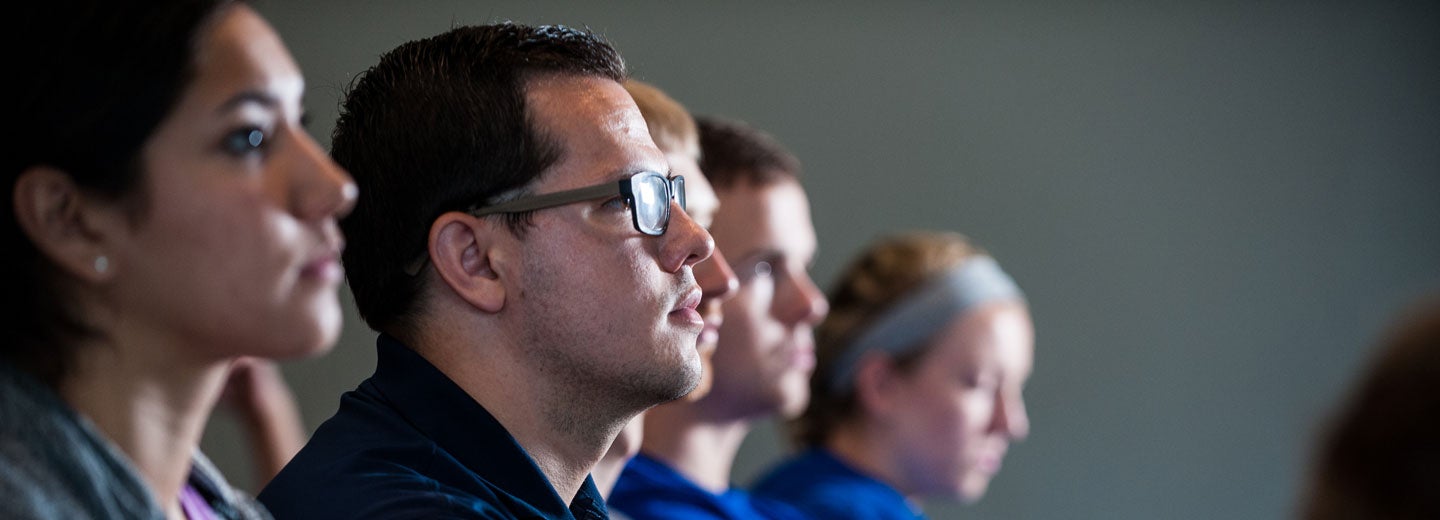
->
xmin=695 ymin=116 xmax=801 ymax=190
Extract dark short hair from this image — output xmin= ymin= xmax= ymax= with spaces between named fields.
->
xmin=695 ymin=116 xmax=802 ymax=190
xmin=6 ymin=0 xmax=232 ymax=387
xmin=333 ymin=23 xmax=626 ymax=336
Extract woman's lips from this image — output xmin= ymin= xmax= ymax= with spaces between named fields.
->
xmin=976 ymin=450 xmax=1005 ymax=474
xmin=301 ymin=251 xmax=342 ymax=282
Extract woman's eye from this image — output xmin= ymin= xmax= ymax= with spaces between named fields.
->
xmin=222 ymin=127 xmax=268 ymax=156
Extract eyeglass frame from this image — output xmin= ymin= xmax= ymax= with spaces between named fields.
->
xmin=404 ymin=171 xmax=686 ymax=275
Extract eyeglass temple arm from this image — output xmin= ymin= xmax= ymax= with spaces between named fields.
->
xmin=468 ymin=183 xmax=619 ymax=216
xmin=404 ymin=183 xmax=621 ymax=276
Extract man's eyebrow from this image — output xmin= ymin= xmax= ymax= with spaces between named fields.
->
xmin=600 ymin=167 xmax=638 ymax=181
xmin=603 ymin=166 xmax=672 ymax=181
xmin=216 ymin=90 xmax=280 ymax=114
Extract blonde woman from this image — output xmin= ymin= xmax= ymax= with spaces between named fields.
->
xmin=754 ymin=232 xmax=1033 ymax=519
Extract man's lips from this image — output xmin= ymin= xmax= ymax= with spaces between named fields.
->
xmin=789 ymin=343 xmax=815 ymax=371
xmin=670 ymin=288 xmax=703 ymax=326
xmin=697 ymin=303 xmax=724 ymax=348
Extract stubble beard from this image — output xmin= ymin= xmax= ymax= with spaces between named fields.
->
xmin=517 ymin=271 xmax=701 ymax=436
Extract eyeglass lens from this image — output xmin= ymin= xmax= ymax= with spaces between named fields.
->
xmin=632 ymin=174 xmax=670 ymax=235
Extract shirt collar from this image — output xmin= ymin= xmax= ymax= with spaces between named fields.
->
xmin=810 ymin=448 xmax=924 ymax=518
xmin=369 ymin=334 xmax=607 ymax=518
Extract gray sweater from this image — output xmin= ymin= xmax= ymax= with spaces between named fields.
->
xmin=0 ymin=361 xmax=269 ymax=519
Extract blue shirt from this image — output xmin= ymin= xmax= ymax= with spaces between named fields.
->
xmin=258 ymin=335 xmax=608 ymax=519
xmin=609 ymin=453 xmax=805 ymax=520
xmin=752 ymin=448 xmax=923 ymax=520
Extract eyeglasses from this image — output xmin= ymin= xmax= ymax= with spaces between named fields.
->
xmin=405 ymin=171 xmax=686 ymax=275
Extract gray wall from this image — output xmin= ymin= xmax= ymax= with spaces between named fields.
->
xmin=202 ymin=1 xmax=1440 ymax=518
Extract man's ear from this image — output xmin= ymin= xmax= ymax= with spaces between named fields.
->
xmin=853 ymin=353 xmax=901 ymax=418
xmin=428 ymin=211 xmax=506 ymax=313
xmin=12 ymin=166 xmax=122 ymax=283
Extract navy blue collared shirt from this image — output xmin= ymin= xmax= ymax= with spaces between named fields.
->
xmin=608 ymin=453 xmax=806 ymax=520
xmin=259 ymin=334 xmax=608 ymax=520
xmin=752 ymin=448 xmax=924 ymax=520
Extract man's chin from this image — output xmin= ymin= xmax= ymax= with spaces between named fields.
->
xmin=654 ymin=356 xmax=704 ymax=403
xmin=680 ymin=354 xmax=716 ymax=401
xmin=682 ymin=372 xmax=714 ymax=402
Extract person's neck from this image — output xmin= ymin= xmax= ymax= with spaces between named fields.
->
xmin=593 ymin=417 xmax=645 ymax=497
xmin=826 ymin=424 xmax=912 ymax=496
xmin=414 ymin=325 xmax=630 ymax=504
xmin=60 ymin=327 xmax=231 ymax=520
xmin=639 ymin=398 xmax=755 ymax=494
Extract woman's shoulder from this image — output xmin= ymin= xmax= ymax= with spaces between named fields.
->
xmin=0 ymin=363 xmax=161 ymax=519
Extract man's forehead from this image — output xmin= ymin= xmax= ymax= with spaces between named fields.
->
xmin=525 ymin=75 xmax=665 ymax=185
xmin=525 ymin=74 xmax=647 ymax=133
xmin=713 ymin=179 xmax=816 ymax=262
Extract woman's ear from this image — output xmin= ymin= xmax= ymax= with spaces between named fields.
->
xmin=853 ymin=353 xmax=902 ymax=418
xmin=12 ymin=166 xmax=123 ymax=283
xmin=427 ymin=211 xmax=506 ymax=313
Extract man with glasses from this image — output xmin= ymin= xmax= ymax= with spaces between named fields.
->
xmin=609 ymin=117 xmax=829 ymax=519
xmin=259 ymin=23 xmax=713 ymax=519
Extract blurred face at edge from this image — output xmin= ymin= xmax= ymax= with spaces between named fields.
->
xmin=881 ymin=302 xmax=1033 ymax=502
xmin=701 ymin=178 xmax=828 ymax=418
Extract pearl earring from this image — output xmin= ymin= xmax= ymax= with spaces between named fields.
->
xmin=94 ymin=256 xmax=109 ymax=274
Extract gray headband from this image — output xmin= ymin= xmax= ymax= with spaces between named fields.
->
xmin=826 ymin=256 xmax=1024 ymax=393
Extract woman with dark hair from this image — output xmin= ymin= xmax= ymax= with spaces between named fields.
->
xmin=753 ymin=231 xmax=1033 ymax=519
xmin=2 ymin=1 xmax=355 ymax=518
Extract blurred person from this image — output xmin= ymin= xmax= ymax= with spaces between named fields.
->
xmin=1301 ymin=300 xmax=1440 ymax=520
xmin=609 ymin=117 xmax=827 ymax=520
xmin=592 ymin=79 xmax=740 ymax=499
xmin=258 ymin=23 xmax=715 ymax=519
xmin=215 ymin=358 xmax=308 ymax=490
xmin=753 ymin=231 xmax=1033 ymax=520
xmin=2 ymin=1 xmax=356 ymax=518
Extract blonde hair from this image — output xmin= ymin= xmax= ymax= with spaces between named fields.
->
xmin=624 ymin=79 xmax=699 ymax=159
xmin=792 ymin=231 xmax=987 ymax=447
